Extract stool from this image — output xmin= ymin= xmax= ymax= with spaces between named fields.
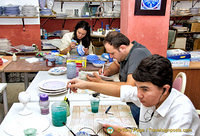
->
xmin=0 ymin=83 xmax=8 ymax=115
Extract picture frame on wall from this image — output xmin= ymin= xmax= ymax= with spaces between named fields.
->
xmin=134 ymin=0 xmax=167 ymax=16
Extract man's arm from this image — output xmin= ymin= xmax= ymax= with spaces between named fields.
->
xmin=68 ymin=78 xmax=121 ymax=97
xmin=99 ymin=60 xmax=120 ymax=76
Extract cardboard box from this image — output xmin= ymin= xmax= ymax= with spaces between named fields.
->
xmin=184 ymin=23 xmax=200 ymax=32
xmin=92 ymin=46 xmax=105 ymax=55
xmin=168 ymin=58 xmax=190 ymax=67
xmin=191 ymin=23 xmax=200 ymax=32
xmin=67 ymin=57 xmax=87 ymax=68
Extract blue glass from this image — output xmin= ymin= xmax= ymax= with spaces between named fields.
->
xmin=51 ymin=102 xmax=67 ymax=127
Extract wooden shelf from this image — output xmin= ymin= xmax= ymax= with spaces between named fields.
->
xmin=170 ymin=14 xmax=200 ymax=17
xmin=172 ymin=0 xmax=198 ymax=1
xmin=55 ymin=0 xmax=113 ymax=2
xmin=40 ymin=15 xmax=119 ymax=19
xmin=0 ymin=16 xmax=39 ymax=31
xmin=0 ymin=16 xmax=38 ymax=18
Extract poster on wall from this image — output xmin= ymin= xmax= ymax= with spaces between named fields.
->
xmin=134 ymin=0 xmax=167 ymax=16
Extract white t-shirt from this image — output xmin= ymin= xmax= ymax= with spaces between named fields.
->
xmin=120 ymin=85 xmax=200 ymax=136
xmin=60 ymin=32 xmax=74 ymax=51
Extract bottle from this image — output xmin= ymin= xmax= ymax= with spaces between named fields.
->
xmin=39 ymin=94 xmax=49 ymax=115
xmin=12 ymin=53 xmax=17 ymax=61
xmin=43 ymin=29 xmax=48 ymax=39
xmin=64 ymin=96 xmax=70 ymax=117
xmin=0 ymin=58 xmax=3 ymax=66
xmin=67 ymin=51 xmax=70 ymax=59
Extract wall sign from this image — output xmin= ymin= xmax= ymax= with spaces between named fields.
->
xmin=134 ymin=0 xmax=167 ymax=16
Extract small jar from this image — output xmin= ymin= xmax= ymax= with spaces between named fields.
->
xmin=66 ymin=62 xmax=77 ymax=79
xmin=46 ymin=56 xmax=56 ymax=67
xmin=39 ymin=94 xmax=49 ymax=115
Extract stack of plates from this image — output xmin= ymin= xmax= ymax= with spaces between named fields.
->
xmin=40 ymin=9 xmax=52 ymax=16
xmin=22 ymin=5 xmax=38 ymax=17
xmin=4 ymin=5 xmax=20 ymax=16
xmin=38 ymin=79 xmax=67 ymax=95
xmin=0 ymin=7 xmax=3 ymax=16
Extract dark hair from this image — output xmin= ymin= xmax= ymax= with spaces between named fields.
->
xmin=73 ymin=21 xmax=91 ymax=48
xmin=103 ymin=31 xmax=130 ymax=49
xmin=132 ymin=54 xmax=173 ymax=92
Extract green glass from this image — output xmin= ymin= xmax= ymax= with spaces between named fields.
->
xmin=90 ymin=97 xmax=100 ymax=113
xmin=51 ymin=102 xmax=67 ymax=127
xmin=24 ymin=128 xmax=37 ymax=136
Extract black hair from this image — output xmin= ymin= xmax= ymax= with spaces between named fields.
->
xmin=103 ymin=31 xmax=130 ymax=49
xmin=73 ymin=21 xmax=91 ymax=48
xmin=132 ymin=54 xmax=173 ymax=92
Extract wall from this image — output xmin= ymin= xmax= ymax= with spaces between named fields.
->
xmin=41 ymin=18 xmax=120 ymax=32
xmin=121 ymin=0 xmax=171 ymax=56
xmin=0 ymin=0 xmax=41 ymax=49
xmin=42 ymin=1 xmax=121 ymax=32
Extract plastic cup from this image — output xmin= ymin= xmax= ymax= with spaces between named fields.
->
xmin=90 ymin=97 xmax=100 ymax=113
xmin=51 ymin=102 xmax=67 ymax=127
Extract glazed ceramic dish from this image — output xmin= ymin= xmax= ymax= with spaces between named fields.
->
xmin=3 ymin=115 xmax=50 ymax=136
xmin=48 ymin=67 xmax=67 ymax=75
xmin=86 ymin=54 xmax=99 ymax=63
xmin=39 ymin=79 xmax=67 ymax=91
xmin=92 ymin=60 xmax=105 ymax=67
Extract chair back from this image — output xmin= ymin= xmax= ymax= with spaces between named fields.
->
xmin=172 ymin=72 xmax=187 ymax=94
xmin=168 ymin=29 xmax=177 ymax=48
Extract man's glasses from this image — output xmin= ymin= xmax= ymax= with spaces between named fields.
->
xmin=139 ymin=109 xmax=155 ymax=123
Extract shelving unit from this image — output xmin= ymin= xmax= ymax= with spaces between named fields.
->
xmin=40 ymin=15 xmax=119 ymax=29
xmin=170 ymin=0 xmax=200 ymax=50
xmin=0 ymin=16 xmax=38 ymax=31
xmin=54 ymin=0 xmax=114 ymax=12
xmin=171 ymin=0 xmax=200 ymax=9
xmin=40 ymin=0 xmax=119 ymax=28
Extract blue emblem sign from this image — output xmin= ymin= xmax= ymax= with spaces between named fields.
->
xmin=141 ymin=0 xmax=161 ymax=10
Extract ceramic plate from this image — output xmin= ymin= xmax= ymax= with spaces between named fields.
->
xmin=99 ymin=75 xmax=114 ymax=81
xmin=39 ymin=79 xmax=67 ymax=90
xmin=87 ymin=73 xmax=114 ymax=81
xmin=48 ymin=67 xmax=67 ymax=75
xmin=39 ymin=89 xmax=68 ymax=96
xmin=39 ymin=87 xmax=66 ymax=93
xmin=3 ymin=115 xmax=50 ymax=136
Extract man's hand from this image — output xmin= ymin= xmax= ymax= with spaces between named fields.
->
xmin=98 ymin=67 xmax=111 ymax=76
xmin=67 ymin=78 xmax=88 ymax=93
xmin=86 ymin=72 xmax=103 ymax=82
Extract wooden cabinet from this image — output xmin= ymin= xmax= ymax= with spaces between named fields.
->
xmin=173 ymin=62 xmax=200 ymax=109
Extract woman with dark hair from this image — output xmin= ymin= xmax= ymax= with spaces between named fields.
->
xmin=60 ymin=21 xmax=92 ymax=55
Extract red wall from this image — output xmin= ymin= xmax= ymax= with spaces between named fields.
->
xmin=0 ymin=25 xmax=41 ymax=50
xmin=41 ymin=18 xmax=120 ymax=32
xmin=121 ymin=0 xmax=171 ymax=56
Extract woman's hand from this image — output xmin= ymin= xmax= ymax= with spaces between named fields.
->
xmin=83 ymin=48 xmax=89 ymax=55
xmin=70 ymin=42 xmax=77 ymax=49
